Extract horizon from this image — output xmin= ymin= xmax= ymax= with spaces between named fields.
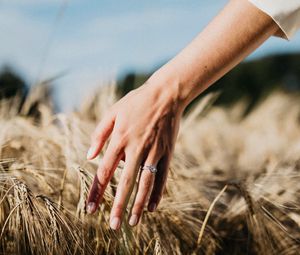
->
xmin=1 ymin=0 xmax=300 ymax=110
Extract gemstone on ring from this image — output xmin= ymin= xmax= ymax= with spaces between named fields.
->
xmin=141 ymin=165 xmax=157 ymax=173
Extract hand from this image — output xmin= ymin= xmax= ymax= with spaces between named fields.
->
xmin=85 ymin=75 xmax=184 ymax=230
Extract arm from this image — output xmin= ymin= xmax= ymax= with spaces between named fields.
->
xmin=86 ymin=0 xmax=280 ymax=230
xmin=148 ymin=0 xmax=280 ymax=109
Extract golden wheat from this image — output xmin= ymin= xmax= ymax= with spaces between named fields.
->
xmin=0 ymin=85 xmax=299 ymax=254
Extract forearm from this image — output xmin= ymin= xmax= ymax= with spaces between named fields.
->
xmin=148 ymin=0 xmax=280 ymax=109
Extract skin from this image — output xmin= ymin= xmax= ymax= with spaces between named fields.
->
xmin=86 ymin=0 xmax=280 ymax=230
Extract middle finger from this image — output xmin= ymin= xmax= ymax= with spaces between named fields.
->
xmin=109 ymin=149 xmax=142 ymax=230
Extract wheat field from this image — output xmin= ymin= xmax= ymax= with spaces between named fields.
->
xmin=0 ymin=84 xmax=300 ymax=255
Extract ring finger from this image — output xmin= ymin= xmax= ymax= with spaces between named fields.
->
xmin=128 ymin=145 xmax=161 ymax=226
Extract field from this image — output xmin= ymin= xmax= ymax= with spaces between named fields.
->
xmin=0 ymin=85 xmax=300 ymax=254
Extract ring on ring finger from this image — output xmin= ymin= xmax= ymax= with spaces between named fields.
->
xmin=141 ymin=164 xmax=157 ymax=174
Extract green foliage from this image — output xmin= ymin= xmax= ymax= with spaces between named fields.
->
xmin=117 ymin=53 xmax=300 ymax=114
xmin=0 ymin=66 xmax=27 ymax=99
xmin=117 ymin=71 xmax=150 ymax=97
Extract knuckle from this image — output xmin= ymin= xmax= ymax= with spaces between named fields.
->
xmin=133 ymin=201 xmax=144 ymax=212
xmin=113 ymin=131 xmax=128 ymax=148
xmin=102 ymin=109 xmax=114 ymax=121
xmin=115 ymin=138 xmax=126 ymax=154
xmin=91 ymin=129 xmax=105 ymax=143
xmin=121 ymin=175 xmax=132 ymax=188
xmin=126 ymin=144 xmax=143 ymax=157
xmin=110 ymin=143 xmax=122 ymax=156
xmin=113 ymin=203 xmax=124 ymax=215
xmin=125 ymin=90 xmax=135 ymax=98
xmin=97 ymin=164 xmax=111 ymax=184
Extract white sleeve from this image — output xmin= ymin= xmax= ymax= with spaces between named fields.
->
xmin=248 ymin=0 xmax=300 ymax=40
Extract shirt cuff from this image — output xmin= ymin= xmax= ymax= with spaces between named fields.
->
xmin=248 ymin=0 xmax=300 ymax=40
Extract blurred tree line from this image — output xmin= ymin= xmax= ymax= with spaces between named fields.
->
xmin=118 ymin=53 xmax=300 ymax=114
xmin=1 ymin=52 xmax=300 ymax=114
xmin=0 ymin=66 xmax=27 ymax=99
xmin=0 ymin=66 xmax=53 ymax=118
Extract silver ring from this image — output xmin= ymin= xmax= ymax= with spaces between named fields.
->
xmin=141 ymin=165 xmax=157 ymax=174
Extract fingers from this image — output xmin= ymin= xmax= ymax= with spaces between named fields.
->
xmin=147 ymin=153 xmax=171 ymax=212
xmin=109 ymin=151 xmax=142 ymax=230
xmin=128 ymin=146 xmax=161 ymax=227
xmin=86 ymin=136 xmax=124 ymax=214
xmin=87 ymin=113 xmax=115 ymax=160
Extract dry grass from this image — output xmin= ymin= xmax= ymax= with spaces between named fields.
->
xmin=0 ymin=84 xmax=300 ymax=254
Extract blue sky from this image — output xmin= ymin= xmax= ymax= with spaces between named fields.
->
xmin=1 ymin=0 xmax=300 ymax=110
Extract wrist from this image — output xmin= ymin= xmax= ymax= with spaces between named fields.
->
xmin=145 ymin=66 xmax=188 ymax=113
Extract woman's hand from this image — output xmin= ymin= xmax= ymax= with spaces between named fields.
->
xmin=86 ymin=74 xmax=184 ymax=230
xmin=85 ymin=0 xmax=279 ymax=231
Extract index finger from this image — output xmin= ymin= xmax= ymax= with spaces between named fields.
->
xmin=86 ymin=136 xmax=124 ymax=214
xmin=87 ymin=112 xmax=116 ymax=160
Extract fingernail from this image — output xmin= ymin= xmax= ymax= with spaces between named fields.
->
xmin=110 ymin=217 xmax=121 ymax=230
xmin=129 ymin=214 xmax=138 ymax=226
xmin=86 ymin=202 xmax=96 ymax=214
xmin=86 ymin=147 xmax=95 ymax=159
xmin=148 ymin=203 xmax=157 ymax=212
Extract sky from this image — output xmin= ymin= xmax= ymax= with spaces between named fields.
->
xmin=1 ymin=0 xmax=300 ymax=111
